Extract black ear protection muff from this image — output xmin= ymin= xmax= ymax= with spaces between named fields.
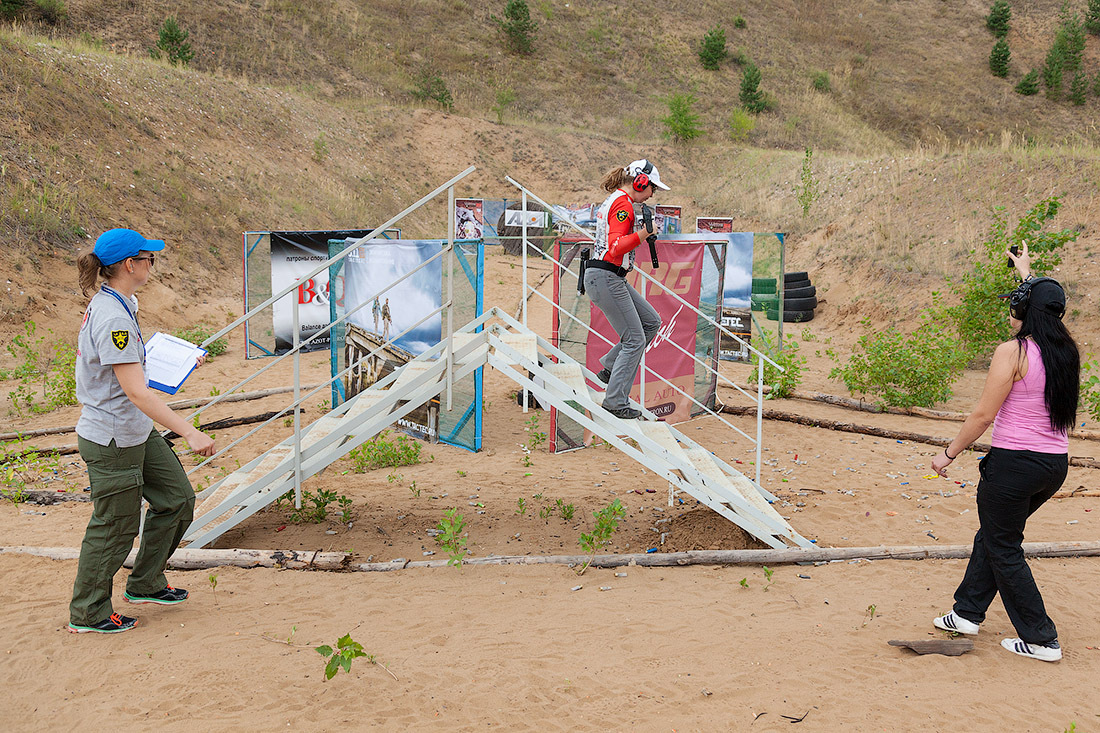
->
xmin=631 ymin=160 xmax=654 ymax=192
xmin=1008 ymin=276 xmax=1065 ymax=320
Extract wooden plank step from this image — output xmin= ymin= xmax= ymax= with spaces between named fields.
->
xmin=683 ymin=447 xmax=790 ymax=532
xmin=543 ymin=362 xmax=588 ymax=395
xmin=391 ymin=360 xmax=440 ymax=392
xmin=637 ymin=420 xmax=682 ymax=454
xmin=192 ymin=444 xmax=294 ymax=525
xmin=722 ymin=469 xmax=790 ymax=527
xmin=495 ymin=332 xmax=538 ymax=365
xmin=451 ymin=332 xmax=489 ymax=364
xmin=340 ymin=388 xmax=390 ymax=423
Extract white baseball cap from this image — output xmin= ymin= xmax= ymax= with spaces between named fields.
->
xmin=625 ymin=159 xmax=670 ymax=191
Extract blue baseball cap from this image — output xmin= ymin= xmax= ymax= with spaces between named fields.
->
xmin=94 ymin=228 xmax=166 ymax=266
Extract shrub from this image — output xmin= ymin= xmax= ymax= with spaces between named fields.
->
xmin=986 ymin=0 xmax=1011 ymax=38
xmin=731 ymin=47 xmax=748 ymax=66
xmin=740 ymin=61 xmax=772 ymax=113
xmin=946 ymin=197 xmax=1076 ymax=358
xmin=1087 ymin=0 xmax=1100 ymax=34
xmin=794 ymin=147 xmax=821 ymax=218
xmin=1015 ymin=69 xmax=1040 ymax=95
xmin=810 ymin=70 xmax=831 ymax=92
xmin=491 ymin=0 xmax=538 ymax=56
xmin=1056 ymin=3 xmax=1086 ymax=74
xmin=348 ymin=430 xmax=424 ymax=472
xmin=152 ymin=17 xmax=194 ymax=66
xmin=312 ymin=133 xmax=328 ymax=163
xmin=748 ymin=330 xmax=804 ymax=399
xmin=411 ymin=70 xmax=454 ymax=110
xmin=728 ymin=107 xmax=755 ymax=141
xmin=830 ymin=314 xmax=970 ymax=409
xmin=33 ymin=0 xmax=65 ymax=23
xmin=0 ymin=0 xmax=24 ymax=21
xmin=1069 ymin=69 xmax=1088 ymax=105
xmin=491 ymin=86 xmax=516 ymax=124
xmin=660 ymin=92 xmax=703 ymax=141
xmin=173 ymin=324 xmax=228 ymax=357
xmin=1041 ymin=41 xmax=1064 ymax=98
xmin=698 ymin=25 xmax=728 ymax=70
xmin=733 ymin=14 xmax=747 ymax=29
xmin=1081 ymin=358 xmax=1100 ymax=423
xmin=989 ymin=38 xmax=1010 ymax=77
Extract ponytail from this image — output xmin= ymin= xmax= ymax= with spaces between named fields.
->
xmin=601 ymin=166 xmax=634 ymax=193
xmin=77 ymin=250 xmax=114 ymax=296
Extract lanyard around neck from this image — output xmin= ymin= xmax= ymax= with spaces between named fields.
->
xmin=100 ymin=285 xmax=144 ymax=347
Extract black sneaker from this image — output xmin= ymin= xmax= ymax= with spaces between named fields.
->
xmin=124 ymin=585 xmax=189 ymax=605
xmin=596 ymin=368 xmax=612 ymax=384
xmin=605 ymin=406 xmax=642 ymax=419
xmin=68 ymin=612 xmax=138 ymax=634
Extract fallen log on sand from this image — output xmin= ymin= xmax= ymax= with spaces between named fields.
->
xmin=4 ymin=541 xmax=1099 ymax=572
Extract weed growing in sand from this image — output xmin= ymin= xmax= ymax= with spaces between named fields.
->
xmin=556 ymin=499 xmax=575 ymax=521
xmin=436 ymin=508 xmax=468 ymax=567
xmin=208 ymin=573 xmax=218 ymax=605
xmin=739 ymin=577 xmax=749 ymax=589
xmin=515 ymin=497 xmax=527 ymax=514
xmin=763 ymin=565 xmax=774 ymax=591
xmin=1080 ymin=358 xmax=1100 ymax=423
xmin=338 ymin=495 xmax=353 ymax=523
xmin=172 ymin=324 xmax=228 ymax=358
xmin=576 ymin=499 xmax=625 ymax=575
xmin=275 ymin=488 xmax=347 ymax=524
xmin=862 ymin=604 xmax=877 ymax=627
xmin=349 ymin=430 xmax=424 ymax=472
xmin=1 ymin=321 xmax=77 ymax=415
xmin=748 ymin=328 xmax=804 ymax=399
xmin=409 ymin=481 xmax=421 ymax=498
xmin=1 ymin=439 xmax=72 ymax=501
xmin=316 ymin=634 xmax=367 ymax=680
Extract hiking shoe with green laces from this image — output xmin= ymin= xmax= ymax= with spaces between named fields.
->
xmin=68 ymin=612 xmax=138 ymax=634
xmin=124 ymin=585 xmax=189 ymax=605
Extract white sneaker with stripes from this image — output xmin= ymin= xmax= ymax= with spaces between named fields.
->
xmin=933 ymin=611 xmax=980 ymax=635
xmin=1001 ymin=637 xmax=1062 ymax=662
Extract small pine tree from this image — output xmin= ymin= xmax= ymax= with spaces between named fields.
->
xmin=1087 ymin=0 xmax=1100 ymax=34
xmin=1015 ymin=69 xmax=1040 ymax=95
xmin=989 ymin=38 xmax=1010 ymax=77
xmin=1094 ymin=71 xmax=1100 ymax=97
xmin=698 ymin=25 xmax=728 ymax=70
xmin=1069 ymin=69 xmax=1088 ymax=105
xmin=986 ymin=0 xmax=1012 ymax=38
xmin=661 ymin=93 xmax=703 ymax=141
xmin=733 ymin=14 xmax=747 ymax=29
xmin=740 ymin=61 xmax=770 ymax=113
xmin=1042 ymin=40 xmax=1064 ymax=98
xmin=491 ymin=0 xmax=538 ymax=56
xmin=1056 ymin=3 xmax=1086 ymax=74
xmin=155 ymin=16 xmax=194 ymax=66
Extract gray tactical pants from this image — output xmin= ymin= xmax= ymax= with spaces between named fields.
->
xmin=583 ymin=267 xmax=661 ymax=410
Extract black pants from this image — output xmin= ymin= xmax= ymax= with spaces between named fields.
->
xmin=953 ymin=447 xmax=1067 ymax=644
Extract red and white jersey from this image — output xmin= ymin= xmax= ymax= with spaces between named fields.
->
xmin=593 ymin=189 xmax=642 ymax=270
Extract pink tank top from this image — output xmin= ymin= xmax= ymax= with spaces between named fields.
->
xmin=991 ymin=338 xmax=1068 ymax=453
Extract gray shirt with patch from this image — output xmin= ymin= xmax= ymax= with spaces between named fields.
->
xmin=75 ymin=287 xmax=154 ymax=448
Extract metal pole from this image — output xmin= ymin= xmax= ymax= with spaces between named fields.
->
xmin=446 ymin=185 xmax=455 ymax=412
xmin=293 ymin=293 xmax=302 ymax=509
xmin=756 ymin=357 xmax=764 ymax=486
xmin=520 ymin=190 xmax=529 ymax=414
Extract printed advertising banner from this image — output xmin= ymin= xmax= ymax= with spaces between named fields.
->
xmin=342 ymin=240 xmax=443 ymax=356
xmin=585 ymin=238 xmax=706 ymax=423
xmin=455 ymin=199 xmax=484 ymax=240
xmin=270 ymin=230 xmax=378 ymax=354
xmin=719 ymin=232 xmax=755 ymax=361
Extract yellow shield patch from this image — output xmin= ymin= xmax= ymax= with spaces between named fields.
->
xmin=615 ymin=210 xmax=629 ymax=222
xmin=111 ymin=330 xmax=130 ymax=350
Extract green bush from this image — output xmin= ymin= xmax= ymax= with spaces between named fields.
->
xmin=748 ymin=330 xmax=804 ymax=399
xmin=986 ymin=0 xmax=1011 ymax=37
xmin=698 ymin=25 xmax=728 ymax=70
xmin=1 ymin=322 xmax=77 ymax=415
xmin=1056 ymin=4 xmax=1086 ymax=74
xmin=1081 ymin=358 xmax=1100 ymax=423
xmin=152 ymin=16 xmax=195 ymax=66
xmin=733 ymin=14 xmax=747 ymax=29
xmin=1 ymin=0 xmax=25 ymax=21
xmin=491 ymin=86 xmax=516 ymax=123
xmin=1041 ymin=41 xmax=1064 ymax=98
xmin=173 ymin=324 xmax=228 ymax=357
xmin=348 ymin=430 xmax=424 ymax=472
xmin=946 ymin=197 xmax=1076 ymax=358
xmin=1087 ymin=0 xmax=1100 ymax=34
xmin=794 ymin=147 xmax=821 ymax=218
xmin=1015 ymin=69 xmax=1040 ymax=95
xmin=660 ymin=92 xmax=703 ymax=141
xmin=1069 ymin=69 xmax=1088 ymax=105
xmin=491 ymin=0 xmax=538 ymax=56
xmin=830 ymin=315 xmax=970 ymax=409
xmin=989 ymin=38 xmax=1010 ymax=77
xmin=411 ymin=70 xmax=454 ymax=110
xmin=33 ymin=0 xmax=65 ymax=23
xmin=728 ymin=107 xmax=755 ymax=141
xmin=740 ymin=61 xmax=772 ymax=113
xmin=731 ymin=48 xmax=748 ymax=66
xmin=810 ymin=70 xmax=831 ymax=92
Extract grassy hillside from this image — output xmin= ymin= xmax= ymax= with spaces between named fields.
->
xmin=1 ymin=0 xmax=1099 ymax=352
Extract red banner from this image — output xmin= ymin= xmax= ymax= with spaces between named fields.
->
xmin=586 ymin=240 xmax=705 ymax=422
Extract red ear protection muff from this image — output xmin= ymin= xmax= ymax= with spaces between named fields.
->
xmin=1008 ymin=276 xmax=1065 ymax=320
xmin=631 ymin=160 xmax=654 ymax=192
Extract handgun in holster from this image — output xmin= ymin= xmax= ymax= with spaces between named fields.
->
xmin=578 ymin=248 xmax=590 ymax=295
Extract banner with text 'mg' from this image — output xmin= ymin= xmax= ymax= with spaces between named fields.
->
xmin=586 ymin=239 xmax=705 ymax=423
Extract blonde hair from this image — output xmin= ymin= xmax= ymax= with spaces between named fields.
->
xmin=601 ymin=165 xmax=635 ymax=193
xmin=77 ymin=250 xmax=119 ymax=296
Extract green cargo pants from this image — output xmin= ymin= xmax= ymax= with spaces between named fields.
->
xmin=69 ymin=430 xmax=195 ymax=626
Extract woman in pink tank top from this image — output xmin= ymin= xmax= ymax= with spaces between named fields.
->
xmin=929 ymin=242 xmax=1079 ymax=662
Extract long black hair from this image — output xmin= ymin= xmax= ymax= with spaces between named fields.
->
xmin=1016 ymin=307 xmax=1079 ymax=434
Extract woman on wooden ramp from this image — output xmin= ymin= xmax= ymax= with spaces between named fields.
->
xmin=68 ymin=228 xmax=215 ymax=634
xmin=582 ymin=159 xmax=669 ymax=420
xmin=930 ymin=241 xmax=1079 ymax=662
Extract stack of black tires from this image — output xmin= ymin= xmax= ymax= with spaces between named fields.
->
xmin=750 ymin=271 xmax=817 ymax=323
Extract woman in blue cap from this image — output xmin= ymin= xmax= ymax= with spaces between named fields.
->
xmin=68 ymin=228 xmax=215 ymax=634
